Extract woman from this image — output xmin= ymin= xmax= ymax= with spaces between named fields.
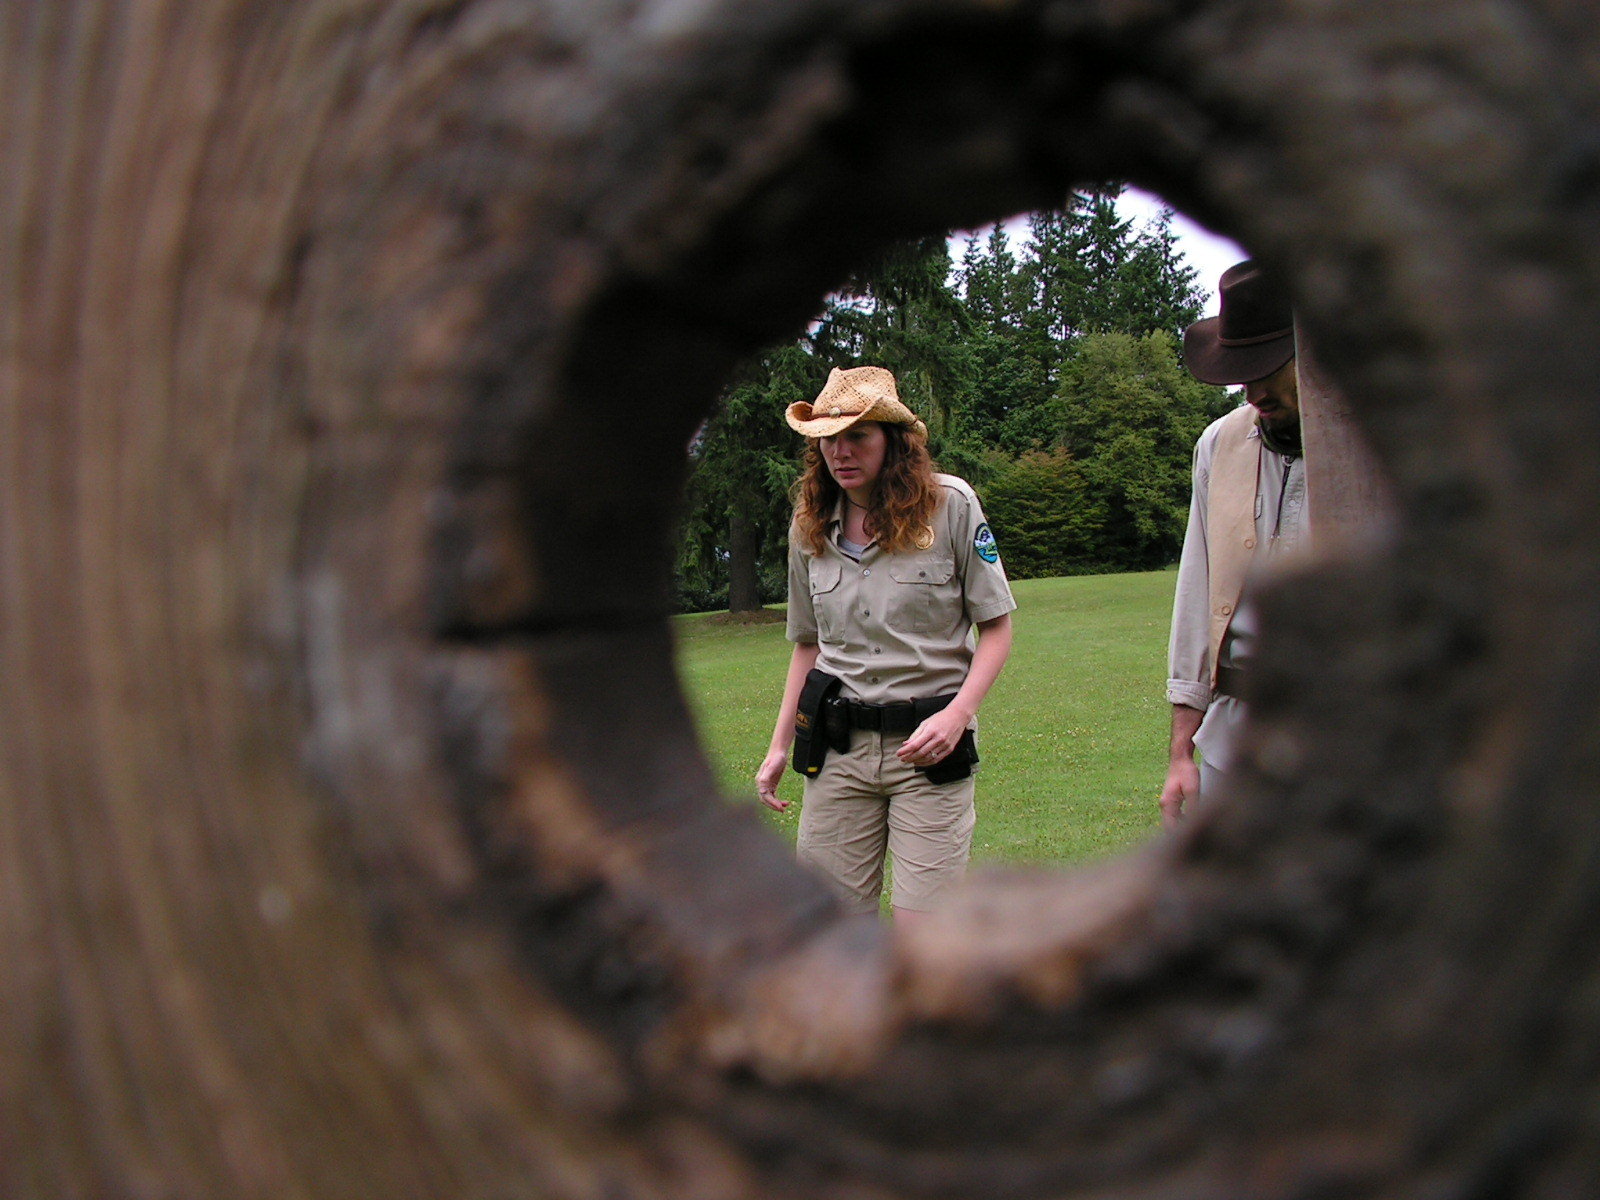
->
xmin=756 ymin=365 xmax=1015 ymax=921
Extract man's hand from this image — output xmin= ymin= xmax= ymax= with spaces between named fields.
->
xmin=1159 ymin=757 xmax=1201 ymax=827
xmin=898 ymin=706 xmax=970 ymax=768
xmin=1160 ymin=703 xmax=1206 ymax=827
xmin=756 ymin=748 xmax=790 ymax=811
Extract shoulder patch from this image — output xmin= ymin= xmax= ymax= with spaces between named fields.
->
xmin=974 ymin=522 xmax=1000 ymax=563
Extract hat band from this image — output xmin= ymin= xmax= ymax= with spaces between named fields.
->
xmin=1218 ymin=327 xmax=1293 ymax=347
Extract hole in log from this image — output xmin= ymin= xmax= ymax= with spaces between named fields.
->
xmin=319 ymin=0 xmax=1548 ymax=1186
xmin=410 ymin=15 xmax=1437 ymax=1186
xmin=15 ymin=1 xmax=1596 ymax=1196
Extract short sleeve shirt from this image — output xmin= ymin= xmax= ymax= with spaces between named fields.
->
xmin=785 ymin=474 xmax=1016 ymax=705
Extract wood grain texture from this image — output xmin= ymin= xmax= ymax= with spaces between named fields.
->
xmin=4 ymin=1 xmax=1600 ymax=1197
xmin=1299 ymin=328 xmax=1397 ymax=549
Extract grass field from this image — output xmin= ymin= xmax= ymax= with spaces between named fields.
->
xmin=673 ymin=569 xmax=1175 ymax=867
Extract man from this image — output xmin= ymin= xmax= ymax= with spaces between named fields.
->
xmin=1160 ymin=260 xmax=1306 ymax=825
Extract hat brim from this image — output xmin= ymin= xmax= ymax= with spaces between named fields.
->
xmin=785 ymin=401 xmax=927 ymax=439
xmin=785 ymin=402 xmax=872 ymax=438
xmin=1183 ymin=317 xmax=1296 ymax=385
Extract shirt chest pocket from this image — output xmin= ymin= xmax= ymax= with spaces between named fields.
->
xmin=885 ymin=558 xmax=956 ymax=635
xmin=808 ymin=558 xmax=844 ymax=641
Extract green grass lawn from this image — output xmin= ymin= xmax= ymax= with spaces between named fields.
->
xmin=673 ymin=569 xmax=1174 ymax=866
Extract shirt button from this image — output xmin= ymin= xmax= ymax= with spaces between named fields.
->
xmin=1244 ymin=538 xmax=1255 ymax=550
xmin=872 ymin=647 xmax=881 ymax=654
xmin=862 ymin=610 xmax=870 ymax=617
xmin=870 ymin=676 xmax=879 ymax=684
xmin=1217 ymin=604 xmax=1233 ymax=616
xmin=862 ymin=568 xmax=871 ymax=576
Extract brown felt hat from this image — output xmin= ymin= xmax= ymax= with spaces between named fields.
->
xmin=785 ymin=366 xmax=927 ymax=438
xmin=1182 ymin=260 xmax=1296 ymax=385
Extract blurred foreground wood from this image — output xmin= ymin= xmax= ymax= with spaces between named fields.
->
xmin=5 ymin=1 xmax=1600 ymax=1197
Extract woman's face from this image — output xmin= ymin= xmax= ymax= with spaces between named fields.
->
xmin=819 ymin=422 xmax=888 ymax=494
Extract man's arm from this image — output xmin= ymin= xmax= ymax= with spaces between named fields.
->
xmin=1159 ymin=703 xmax=1205 ymax=827
xmin=1162 ymin=425 xmax=1218 ymax=823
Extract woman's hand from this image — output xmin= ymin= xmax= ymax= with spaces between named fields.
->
xmin=756 ymin=748 xmax=790 ymax=811
xmin=898 ymin=706 xmax=970 ymax=768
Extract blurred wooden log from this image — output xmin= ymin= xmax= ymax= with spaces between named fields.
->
xmin=1298 ymin=324 xmax=1397 ymax=547
xmin=4 ymin=1 xmax=1600 ymax=1198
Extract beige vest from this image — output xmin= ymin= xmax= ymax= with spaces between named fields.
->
xmin=1205 ymin=405 xmax=1262 ymax=687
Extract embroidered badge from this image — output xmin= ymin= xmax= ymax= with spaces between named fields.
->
xmin=974 ymin=522 xmax=999 ymax=563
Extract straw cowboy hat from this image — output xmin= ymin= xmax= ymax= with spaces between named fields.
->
xmin=1182 ymin=260 xmax=1296 ymax=385
xmin=785 ymin=366 xmax=927 ymax=438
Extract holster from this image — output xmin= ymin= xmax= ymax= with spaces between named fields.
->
xmin=792 ymin=668 xmax=844 ymax=778
xmin=912 ymin=693 xmax=980 ymax=784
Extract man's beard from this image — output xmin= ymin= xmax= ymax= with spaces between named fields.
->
xmin=1258 ymin=414 xmax=1302 ymax=457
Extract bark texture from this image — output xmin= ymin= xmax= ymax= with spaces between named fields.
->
xmin=1299 ymin=327 xmax=1397 ymax=548
xmin=4 ymin=1 xmax=1600 ymax=1197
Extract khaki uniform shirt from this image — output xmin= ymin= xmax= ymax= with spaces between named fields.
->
xmin=786 ymin=474 xmax=1016 ymax=705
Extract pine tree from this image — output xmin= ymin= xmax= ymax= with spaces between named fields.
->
xmin=1114 ymin=206 xmax=1208 ymax=338
xmin=958 ymin=225 xmax=1019 ymax=328
xmin=1020 ymin=202 xmax=1088 ymax=385
xmin=812 ymin=236 xmax=971 ymax=438
xmin=955 ymin=224 xmax=1048 ymax=452
xmin=677 ymin=344 xmax=814 ymax=613
xmin=1071 ymin=188 xmax=1139 ymax=335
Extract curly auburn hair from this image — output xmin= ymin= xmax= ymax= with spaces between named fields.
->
xmin=793 ymin=422 xmax=942 ymax=557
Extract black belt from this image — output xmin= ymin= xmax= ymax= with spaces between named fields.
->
xmin=838 ymin=693 xmax=956 ymax=734
xmin=1216 ymin=664 xmax=1248 ymax=699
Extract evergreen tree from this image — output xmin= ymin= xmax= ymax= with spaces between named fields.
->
xmin=1055 ymin=330 xmax=1232 ymax=569
xmin=811 ymin=236 xmax=971 ymax=439
xmin=956 ymin=225 xmax=1048 ymax=453
xmin=980 ymin=447 xmax=1103 ymax=578
xmin=1019 ymin=202 xmax=1087 ymax=387
xmin=975 ymin=190 xmax=1212 ymax=455
xmin=957 ymin=226 xmax=1017 ymax=328
xmin=1114 ymin=207 xmax=1208 ymax=338
xmin=1021 ymin=186 xmax=1206 ymax=342
xmin=982 ymin=331 xmax=1231 ymax=577
xmin=1071 ymin=189 xmax=1140 ymax=335
xmin=676 ymin=344 xmax=814 ymax=613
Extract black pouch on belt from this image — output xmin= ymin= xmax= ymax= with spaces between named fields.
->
xmin=911 ymin=692 xmax=980 ymax=784
xmin=822 ymin=695 xmax=852 ymax=754
xmin=792 ymin=668 xmax=844 ymax=778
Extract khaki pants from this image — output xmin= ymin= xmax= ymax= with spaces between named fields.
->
xmin=796 ymin=730 xmax=976 ymax=914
